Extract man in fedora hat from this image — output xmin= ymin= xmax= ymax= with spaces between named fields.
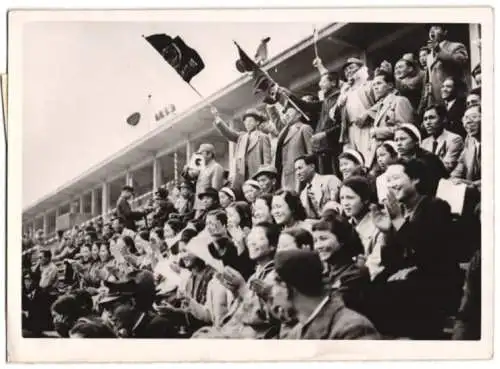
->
xmin=99 ymin=271 xmax=178 ymax=338
xmin=211 ymin=107 xmax=271 ymax=189
xmin=394 ymin=53 xmax=425 ymax=111
xmin=336 ymin=56 xmax=377 ymax=168
xmin=252 ymin=164 xmax=278 ymax=194
xmin=423 ymin=24 xmax=469 ymax=105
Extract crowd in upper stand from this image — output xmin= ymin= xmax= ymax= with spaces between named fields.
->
xmin=22 ymin=24 xmax=481 ymax=340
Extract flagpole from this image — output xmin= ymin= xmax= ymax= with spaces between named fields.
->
xmin=233 ymin=40 xmax=310 ymax=122
xmin=313 ymin=26 xmax=319 ymax=59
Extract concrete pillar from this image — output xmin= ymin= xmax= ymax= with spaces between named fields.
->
xmin=469 ymin=24 xmax=481 ymax=86
xmin=186 ymin=140 xmax=192 ymax=159
xmin=153 ymin=156 xmax=162 ymax=190
xmin=102 ymin=182 xmax=109 ymax=217
xmin=79 ymin=195 xmax=85 ymax=214
xmin=90 ymin=189 xmax=97 ymax=216
xmin=125 ymin=171 xmax=134 ymax=187
xmin=43 ymin=213 xmax=49 ymax=238
xmin=228 ymin=122 xmax=235 ymax=177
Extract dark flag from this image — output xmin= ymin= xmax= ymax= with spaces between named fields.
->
xmin=145 ymin=34 xmax=205 ymax=83
xmin=234 ymin=41 xmax=273 ymax=95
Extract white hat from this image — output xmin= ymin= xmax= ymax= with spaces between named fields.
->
xmin=381 ymin=140 xmax=398 ymax=154
xmin=397 ymin=123 xmax=422 ymax=144
xmin=243 ymin=179 xmax=261 ymax=190
xmin=219 ymin=187 xmax=236 ymax=201
xmin=340 ymin=148 xmax=365 ymax=167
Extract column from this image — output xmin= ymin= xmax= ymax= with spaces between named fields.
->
xmin=90 ymin=189 xmax=97 ymax=216
xmin=101 ymin=182 xmax=109 ymax=217
xmin=469 ymin=24 xmax=481 ymax=86
xmin=29 ymin=221 xmax=35 ymax=238
xmin=43 ymin=213 xmax=49 ymax=238
xmin=153 ymin=156 xmax=162 ymax=190
xmin=125 ymin=171 xmax=134 ymax=187
xmin=228 ymin=123 xmax=235 ymax=176
xmin=186 ymin=140 xmax=192 ymax=159
xmin=79 ymin=195 xmax=85 ymax=214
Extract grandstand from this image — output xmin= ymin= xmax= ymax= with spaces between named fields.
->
xmin=22 ymin=22 xmax=481 ymax=244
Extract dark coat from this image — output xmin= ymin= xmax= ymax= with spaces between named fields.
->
xmin=426 ymin=40 xmax=469 ymax=104
xmin=151 ymin=201 xmax=176 ymax=229
xmin=445 ymin=97 xmax=467 ymax=138
xmin=208 ymin=237 xmax=255 ymax=281
xmin=453 ymin=250 xmax=481 ymax=340
xmin=414 ymin=147 xmax=449 ymax=196
xmin=116 ymin=197 xmax=144 ymax=232
xmin=323 ymin=261 xmax=370 ymax=314
xmin=382 ymin=196 xmax=460 ymax=277
xmin=310 ymin=90 xmax=343 ymax=175
xmin=284 ymin=295 xmax=380 ymax=339
xmin=131 ymin=311 xmax=178 ymax=338
xmin=368 ymin=197 xmax=463 ymax=339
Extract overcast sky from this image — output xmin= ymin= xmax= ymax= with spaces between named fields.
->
xmin=22 ymin=20 xmax=327 ymax=208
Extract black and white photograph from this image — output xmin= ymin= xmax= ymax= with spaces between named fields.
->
xmin=6 ymin=6 xmax=494 ymax=362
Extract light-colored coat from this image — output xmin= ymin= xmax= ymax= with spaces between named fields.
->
xmin=194 ymin=160 xmax=225 ymax=210
xmin=421 ymin=129 xmax=464 ymax=173
xmin=451 ymin=136 xmax=481 ymax=184
xmin=426 ymin=40 xmax=469 ymax=103
xmin=273 ymin=122 xmax=313 ymax=191
xmin=300 ymin=173 xmax=342 ymax=219
xmin=353 ymin=212 xmax=386 ymax=280
xmin=365 ymin=91 xmax=414 ymax=167
xmin=214 ymin=119 xmax=272 ymax=189
xmin=338 ymin=67 xmax=376 ymax=162
xmin=188 ymin=276 xmax=234 ymax=328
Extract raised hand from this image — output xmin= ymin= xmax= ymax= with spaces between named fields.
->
xmin=370 ymin=204 xmax=392 ymax=233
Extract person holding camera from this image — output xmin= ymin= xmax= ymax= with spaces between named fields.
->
xmin=116 ymin=185 xmax=149 ymax=232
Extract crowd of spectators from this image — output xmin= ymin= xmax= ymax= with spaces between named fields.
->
xmin=22 ymin=24 xmax=481 ymax=340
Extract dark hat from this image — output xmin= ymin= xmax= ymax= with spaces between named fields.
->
xmin=198 ymin=187 xmax=219 ymax=200
xmin=242 ymin=108 xmax=266 ymax=123
xmin=155 ymin=187 xmax=169 ymax=200
xmin=374 ymin=60 xmax=393 ymax=76
xmin=51 ymin=295 xmax=80 ymax=316
xmin=399 ymin=53 xmax=418 ymax=69
xmin=275 ymin=249 xmax=323 ymax=297
xmin=342 ymin=57 xmax=364 ymax=71
xmin=99 ymin=279 xmax=137 ymax=305
xmin=128 ymin=270 xmax=156 ymax=295
xmin=472 ymin=63 xmax=481 ymax=77
xmin=178 ymin=180 xmax=195 ymax=192
xmin=253 ymin=73 xmax=274 ymax=95
xmin=166 ymin=218 xmax=184 ymax=234
xmin=122 ymin=185 xmax=134 ymax=193
xmin=252 ymin=164 xmax=278 ymax=180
